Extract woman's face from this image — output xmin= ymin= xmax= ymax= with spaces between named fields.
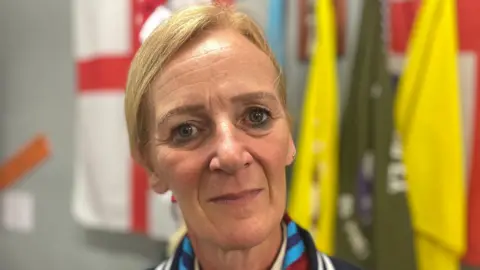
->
xmin=149 ymin=28 xmax=295 ymax=249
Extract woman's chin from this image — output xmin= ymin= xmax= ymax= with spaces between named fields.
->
xmin=216 ymin=229 xmax=269 ymax=250
xmin=213 ymin=217 xmax=279 ymax=250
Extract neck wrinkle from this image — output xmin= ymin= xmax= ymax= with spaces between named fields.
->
xmin=189 ymin=224 xmax=283 ymax=270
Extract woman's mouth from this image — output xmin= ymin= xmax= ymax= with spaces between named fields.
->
xmin=208 ymin=188 xmax=263 ymax=204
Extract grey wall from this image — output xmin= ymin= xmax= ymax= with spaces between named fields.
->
xmin=0 ymin=0 xmax=166 ymax=269
xmin=0 ymin=0 xmax=361 ymax=269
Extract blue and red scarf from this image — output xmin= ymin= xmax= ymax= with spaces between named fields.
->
xmin=176 ymin=215 xmax=309 ymax=270
xmin=150 ymin=215 xmax=361 ymax=270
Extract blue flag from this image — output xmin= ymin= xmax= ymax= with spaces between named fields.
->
xmin=266 ymin=0 xmax=286 ymax=67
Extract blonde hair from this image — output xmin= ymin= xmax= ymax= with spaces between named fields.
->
xmin=124 ymin=3 xmax=287 ymax=166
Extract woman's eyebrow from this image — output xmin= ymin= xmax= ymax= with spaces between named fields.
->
xmin=230 ymin=91 xmax=278 ymax=103
xmin=157 ymin=104 xmax=205 ymax=126
xmin=157 ymin=91 xmax=277 ymax=126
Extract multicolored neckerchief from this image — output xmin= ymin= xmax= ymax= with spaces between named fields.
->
xmin=177 ymin=216 xmax=307 ymax=270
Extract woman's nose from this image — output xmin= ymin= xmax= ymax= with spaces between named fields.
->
xmin=208 ymin=121 xmax=253 ymax=174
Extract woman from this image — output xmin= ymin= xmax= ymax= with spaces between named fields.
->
xmin=125 ymin=3 xmax=361 ymax=270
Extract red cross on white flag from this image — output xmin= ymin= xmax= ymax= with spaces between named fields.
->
xmin=71 ymin=0 xmax=182 ymax=240
xmin=71 ymin=0 xmax=238 ymax=241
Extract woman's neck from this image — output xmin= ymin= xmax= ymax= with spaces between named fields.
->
xmin=189 ymin=224 xmax=283 ymax=270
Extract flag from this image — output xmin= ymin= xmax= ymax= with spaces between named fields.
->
xmin=297 ymin=0 xmax=309 ymax=61
xmin=465 ymin=55 xmax=480 ymax=266
xmin=334 ymin=0 xmax=377 ymax=266
xmin=71 ymin=0 xmax=182 ymax=240
xmin=458 ymin=0 xmax=480 ymax=267
xmin=394 ymin=0 xmax=467 ymax=270
xmin=266 ymin=0 xmax=286 ymax=67
xmin=370 ymin=0 xmax=417 ymax=268
xmin=334 ymin=0 xmax=416 ymax=268
xmin=140 ymin=5 xmax=172 ymax=43
xmin=465 ymin=86 xmax=480 ymax=268
xmin=333 ymin=0 xmax=372 ymax=262
xmin=390 ymin=0 xmax=480 ymax=268
xmin=288 ymin=0 xmax=339 ymax=255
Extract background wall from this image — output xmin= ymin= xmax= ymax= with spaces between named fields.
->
xmin=0 ymin=0 xmax=361 ymax=269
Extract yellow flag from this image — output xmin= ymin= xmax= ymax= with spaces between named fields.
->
xmin=394 ymin=1 xmax=466 ymax=269
xmin=288 ymin=0 xmax=338 ymax=255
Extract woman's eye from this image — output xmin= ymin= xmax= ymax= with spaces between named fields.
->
xmin=172 ymin=123 xmax=198 ymax=143
xmin=246 ymin=107 xmax=271 ymax=127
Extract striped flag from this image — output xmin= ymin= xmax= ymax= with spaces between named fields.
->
xmin=71 ymin=0 xmax=182 ymax=240
xmin=288 ymin=0 xmax=339 ymax=255
xmin=465 ymin=87 xmax=480 ymax=269
xmin=394 ymin=0 xmax=467 ymax=269
xmin=458 ymin=0 xmax=480 ymax=267
xmin=466 ymin=86 xmax=480 ymax=268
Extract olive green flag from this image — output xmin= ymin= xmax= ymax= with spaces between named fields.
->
xmin=335 ymin=0 xmax=416 ymax=269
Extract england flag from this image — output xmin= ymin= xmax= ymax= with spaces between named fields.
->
xmin=71 ymin=0 xmax=181 ymax=240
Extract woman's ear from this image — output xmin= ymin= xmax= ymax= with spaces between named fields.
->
xmin=149 ymin=173 xmax=169 ymax=194
xmin=131 ymin=144 xmax=169 ymax=194
xmin=286 ymin=137 xmax=296 ymax=165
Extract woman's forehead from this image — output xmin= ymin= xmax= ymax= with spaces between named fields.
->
xmin=155 ymin=30 xmax=275 ymax=84
xmin=152 ymin=29 xmax=278 ymax=102
xmin=171 ymin=28 xmax=263 ymax=64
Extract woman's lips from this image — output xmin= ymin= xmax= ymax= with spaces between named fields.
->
xmin=209 ymin=188 xmax=263 ymax=204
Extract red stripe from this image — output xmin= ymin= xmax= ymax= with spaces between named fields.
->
xmin=130 ymin=0 xmax=146 ymax=234
xmin=131 ymin=160 xmax=149 ymax=233
xmin=129 ymin=0 xmax=169 ymax=234
xmin=77 ymin=57 xmax=131 ymax=91
xmin=131 ymin=0 xmax=141 ymax=54
xmin=297 ymin=0 xmax=308 ymax=61
xmin=465 ymin=81 xmax=480 ymax=265
xmin=287 ymin=253 xmax=309 ymax=270
xmin=459 ymin=0 xmax=480 ymax=265
xmin=389 ymin=0 xmax=420 ymax=53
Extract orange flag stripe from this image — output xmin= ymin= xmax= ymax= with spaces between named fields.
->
xmin=0 ymin=135 xmax=51 ymax=190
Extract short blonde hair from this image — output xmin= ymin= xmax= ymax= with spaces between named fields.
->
xmin=124 ymin=3 xmax=287 ymax=166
